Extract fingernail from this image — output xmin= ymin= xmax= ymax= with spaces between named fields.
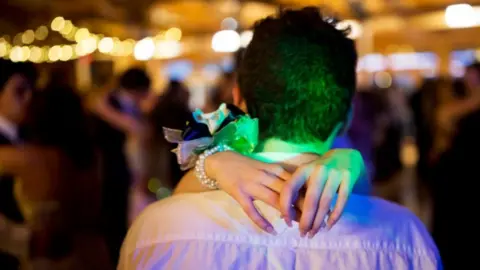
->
xmin=300 ymin=231 xmax=306 ymax=238
xmin=308 ymin=231 xmax=316 ymax=239
xmin=266 ymin=226 xmax=277 ymax=235
xmin=284 ymin=217 xmax=292 ymax=227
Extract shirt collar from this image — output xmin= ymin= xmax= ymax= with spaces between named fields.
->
xmin=253 ymin=152 xmax=302 ymax=163
xmin=0 ymin=114 xmax=18 ymax=142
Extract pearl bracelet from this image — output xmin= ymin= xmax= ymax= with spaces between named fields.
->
xmin=195 ymin=144 xmax=232 ymax=189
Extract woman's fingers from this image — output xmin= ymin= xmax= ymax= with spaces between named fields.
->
xmin=279 ymin=167 xmax=312 ymax=226
xmin=247 ymin=184 xmax=281 ymax=211
xmin=299 ymin=166 xmax=328 ymax=236
xmin=308 ymin=170 xmax=341 ymax=237
xmin=327 ymin=171 xmax=352 ymax=229
xmin=264 ymin=163 xmax=292 ymax=181
xmin=236 ymin=193 xmax=276 ymax=235
xmin=257 ymin=171 xmax=284 ymax=194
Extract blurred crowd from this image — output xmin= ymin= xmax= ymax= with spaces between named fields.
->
xmin=0 ymin=51 xmax=479 ymax=268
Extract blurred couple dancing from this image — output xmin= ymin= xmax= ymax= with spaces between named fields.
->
xmin=0 ymin=60 xmax=112 ymax=269
xmin=0 ymin=59 xmax=189 ymax=269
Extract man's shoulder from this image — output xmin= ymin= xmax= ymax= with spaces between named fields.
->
xmin=129 ymin=192 xmax=432 ymax=244
xmin=123 ymin=192 xmax=439 ymax=267
xmin=338 ymin=195 xmax=431 ymax=240
xmin=128 ymin=191 xmax=238 ymax=235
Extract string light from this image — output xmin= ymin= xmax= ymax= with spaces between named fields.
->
xmin=35 ymin=26 xmax=49 ymax=41
xmin=60 ymin=45 xmax=73 ymax=61
xmin=22 ymin=30 xmax=35 ymax=44
xmin=60 ymin=20 xmax=74 ymax=35
xmin=48 ymin=45 xmax=62 ymax=62
xmin=0 ymin=41 xmax=10 ymax=57
xmin=98 ymin=37 xmax=114 ymax=53
xmin=29 ymin=46 xmax=43 ymax=63
xmin=51 ymin=17 xmax=65 ymax=32
xmin=2 ymin=16 xmax=187 ymax=62
xmin=134 ymin=37 xmax=155 ymax=61
xmin=165 ymin=27 xmax=182 ymax=41
xmin=75 ymin=28 xmax=90 ymax=43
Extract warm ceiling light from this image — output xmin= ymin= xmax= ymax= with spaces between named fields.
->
xmin=240 ymin=30 xmax=253 ymax=48
xmin=445 ymin=4 xmax=478 ymax=28
xmin=221 ymin=17 xmax=238 ymax=30
xmin=336 ymin=20 xmax=363 ymax=40
xmin=212 ymin=30 xmax=240 ymax=53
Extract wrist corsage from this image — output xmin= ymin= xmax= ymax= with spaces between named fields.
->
xmin=163 ymin=103 xmax=259 ymax=189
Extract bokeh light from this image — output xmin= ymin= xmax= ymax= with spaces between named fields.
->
xmin=29 ymin=46 xmax=43 ymax=63
xmin=98 ymin=37 xmax=114 ymax=53
xmin=165 ymin=28 xmax=182 ymax=41
xmin=374 ymin=71 xmax=393 ymax=88
xmin=212 ymin=30 xmax=240 ymax=53
xmin=75 ymin=28 xmax=90 ymax=43
xmin=122 ymin=39 xmax=136 ymax=56
xmin=77 ymin=36 xmax=97 ymax=56
xmin=60 ymin=45 xmax=73 ymax=61
xmin=445 ymin=4 xmax=478 ymax=28
xmin=134 ymin=37 xmax=155 ymax=61
xmin=48 ymin=45 xmax=62 ymax=61
xmin=34 ymin=26 xmax=49 ymax=41
xmin=221 ymin=17 xmax=238 ymax=30
xmin=240 ymin=30 xmax=253 ymax=48
xmin=9 ymin=46 xmax=23 ymax=62
xmin=22 ymin=30 xmax=35 ymax=44
xmin=154 ymin=40 xmax=181 ymax=59
xmin=336 ymin=20 xmax=363 ymax=40
xmin=60 ymin=20 xmax=74 ymax=35
xmin=0 ymin=42 xmax=9 ymax=57
xmin=51 ymin=16 xmax=65 ymax=31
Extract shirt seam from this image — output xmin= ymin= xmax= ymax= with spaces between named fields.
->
xmin=128 ymin=233 xmax=433 ymax=258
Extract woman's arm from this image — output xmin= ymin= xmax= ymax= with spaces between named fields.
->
xmin=88 ymin=93 xmax=139 ymax=134
xmin=174 ymin=149 xmax=368 ymax=195
xmin=174 ymin=170 xmax=208 ymax=194
xmin=0 ymin=146 xmax=57 ymax=201
xmin=0 ymin=146 xmax=29 ymax=176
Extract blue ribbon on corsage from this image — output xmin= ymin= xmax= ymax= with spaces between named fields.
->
xmin=163 ymin=103 xmax=259 ymax=170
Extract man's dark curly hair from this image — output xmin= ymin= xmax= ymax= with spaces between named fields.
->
xmin=238 ymin=7 xmax=357 ymax=144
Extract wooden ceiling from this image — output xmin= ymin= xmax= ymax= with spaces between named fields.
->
xmin=2 ymin=0 xmax=480 ymax=43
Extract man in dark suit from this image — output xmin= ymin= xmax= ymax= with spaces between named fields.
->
xmin=0 ymin=59 xmax=37 ymax=269
xmin=92 ymin=68 xmax=150 ymax=265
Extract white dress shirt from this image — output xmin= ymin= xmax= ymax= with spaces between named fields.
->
xmin=120 ymin=153 xmax=441 ymax=270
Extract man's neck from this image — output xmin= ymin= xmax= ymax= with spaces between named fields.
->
xmin=260 ymin=138 xmax=328 ymax=155
xmin=252 ymin=138 xmax=329 ymax=167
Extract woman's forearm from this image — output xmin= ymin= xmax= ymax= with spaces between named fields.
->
xmin=173 ymin=170 xmax=211 ymax=195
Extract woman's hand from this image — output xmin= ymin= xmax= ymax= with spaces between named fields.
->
xmin=279 ymin=149 xmax=364 ymax=237
xmin=205 ymin=151 xmax=291 ymax=234
xmin=205 ymin=149 xmax=365 ymax=236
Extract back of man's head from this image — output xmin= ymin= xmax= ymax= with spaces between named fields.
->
xmin=238 ymin=7 xmax=357 ymax=144
xmin=119 ymin=68 xmax=151 ymax=94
